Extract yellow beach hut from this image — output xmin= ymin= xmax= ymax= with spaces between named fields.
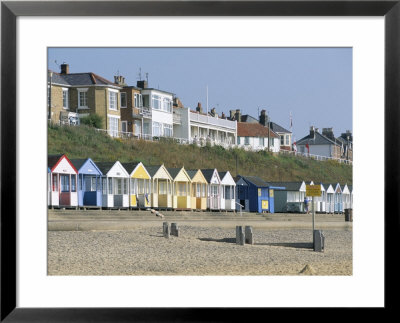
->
xmin=146 ymin=165 xmax=173 ymax=210
xmin=122 ymin=162 xmax=152 ymax=209
xmin=186 ymin=169 xmax=208 ymax=211
xmin=167 ymin=167 xmax=192 ymax=210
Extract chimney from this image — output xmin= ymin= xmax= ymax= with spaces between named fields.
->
xmin=229 ymin=110 xmax=236 ymax=120
xmin=114 ymin=75 xmax=126 ymax=86
xmin=259 ymin=109 xmax=267 ymax=126
xmin=310 ymin=126 xmax=315 ymax=138
xmin=137 ymin=80 xmax=148 ymax=89
xmin=235 ymin=109 xmax=241 ymax=122
xmin=60 ymin=64 xmax=69 ymax=74
xmin=221 ymin=112 xmax=226 ymax=119
xmin=211 ymin=108 xmax=216 ymax=116
xmin=196 ymin=102 xmax=203 ymax=114
xmin=322 ymin=127 xmax=335 ymax=141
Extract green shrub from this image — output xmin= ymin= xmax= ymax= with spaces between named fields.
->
xmin=80 ymin=114 xmax=104 ymax=129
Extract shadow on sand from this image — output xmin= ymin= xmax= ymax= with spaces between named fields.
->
xmin=198 ymin=238 xmax=313 ymax=249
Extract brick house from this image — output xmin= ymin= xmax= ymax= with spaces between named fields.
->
xmin=48 ymin=64 xmax=123 ymax=136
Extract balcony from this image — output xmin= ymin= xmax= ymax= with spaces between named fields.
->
xmin=189 ymin=111 xmax=236 ymax=131
xmin=132 ymin=107 xmax=152 ymax=119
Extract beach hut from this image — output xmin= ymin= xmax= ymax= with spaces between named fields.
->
xmin=70 ymin=158 xmax=103 ymax=208
xmin=271 ymin=181 xmax=306 ymax=213
xmin=332 ymin=183 xmax=343 ymax=213
xmin=240 ymin=176 xmax=284 ymax=213
xmin=308 ymin=181 xmax=326 ymax=213
xmin=235 ymin=176 xmax=250 ymax=212
xmin=96 ymin=161 xmax=130 ymax=209
xmin=122 ymin=162 xmax=152 ymax=209
xmin=146 ymin=165 xmax=173 ymax=209
xmin=348 ymin=185 xmax=353 ymax=209
xmin=167 ymin=167 xmax=192 ymax=210
xmin=186 ymin=169 xmax=208 ymax=211
xmin=48 ymin=154 xmax=78 ymax=208
xmin=324 ymin=183 xmax=335 ymax=213
xmin=341 ymin=184 xmax=351 ymax=210
xmin=201 ymin=169 xmax=222 ymax=210
xmin=218 ymin=171 xmax=236 ymax=211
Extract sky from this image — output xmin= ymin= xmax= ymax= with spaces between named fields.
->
xmin=48 ymin=47 xmax=352 ymax=141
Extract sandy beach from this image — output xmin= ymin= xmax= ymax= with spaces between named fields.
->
xmin=48 ymin=211 xmax=352 ymax=276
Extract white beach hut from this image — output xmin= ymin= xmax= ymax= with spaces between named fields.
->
xmin=218 ymin=171 xmax=236 ymax=211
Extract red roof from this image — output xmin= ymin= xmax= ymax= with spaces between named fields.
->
xmin=237 ymin=122 xmax=279 ymax=138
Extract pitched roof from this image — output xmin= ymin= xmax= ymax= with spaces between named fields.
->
xmin=48 ymin=71 xmax=120 ymax=88
xmin=145 ymin=165 xmax=163 ymax=177
xmin=240 ymin=115 xmax=259 ymax=123
xmin=94 ymin=161 xmax=117 ymax=175
xmin=296 ymin=131 xmax=340 ymax=146
xmin=237 ymin=122 xmax=279 ymax=138
xmin=167 ymin=167 xmax=183 ymax=179
xmin=70 ymin=158 xmax=88 ymax=170
xmin=241 ymin=175 xmax=270 ymax=187
xmin=186 ymin=170 xmax=198 ymax=180
xmin=268 ymin=181 xmax=304 ymax=191
xmin=268 ymin=121 xmax=291 ymax=134
xmin=121 ymin=162 xmax=139 ymax=174
xmin=48 ymin=154 xmax=64 ymax=169
xmin=200 ymin=169 xmax=217 ymax=183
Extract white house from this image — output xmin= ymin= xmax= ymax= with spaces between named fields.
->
xmin=139 ymin=82 xmax=174 ymax=139
xmin=173 ymin=103 xmax=237 ymax=148
xmin=236 ymin=122 xmax=280 ymax=152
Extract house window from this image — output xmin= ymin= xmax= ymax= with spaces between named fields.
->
xmin=270 ymin=138 xmax=274 ymax=147
xmin=108 ymin=116 xmax=119 ymax=137
xmin=62 ymin=88 xmax=69 ymax=109
xmin=60 ymin=175 xmax=70 ymax=192
xmin=78 ymin=90 xmax=88 ymax=108
xmin=120 ymin=92 xmax=127 ymax=108
xmin=280 ymin=135 xmax=284 ymax=145
xmin=152 ymin=121 xmax=161 ymax=137
xmin=237 ymin=137 xmax=241 ymax=145
xmin=244 ymin=137 xmax=250 ymax=145
xmin=152 ymin=95 xmax=161 ymax=110
xmin=134 ymin=93 xmax=143 ymax=108
xmin=163 ymin=124 xmax=173 ymax=137
xmin=109 ymin=91 xmax=118 ymax=110
xmin=121 ymin=121 xmax=127 ymax=133
xmin=285 ymin=135 xmax=290 ymax=146
xmin=163 ymin=98 xmax=172 ymax=113
xmin=259 ymin=137 xmax=265 ymax=146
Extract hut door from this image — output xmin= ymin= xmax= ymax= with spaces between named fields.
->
xmin=211 ymin=185 xmax=219 ymax=209
xmin=59 ymin=174 xmax=70 ymax=206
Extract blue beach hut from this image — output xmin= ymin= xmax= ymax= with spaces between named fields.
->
xmin=235 ymin=176 xmax=249 ymax=212
xmin=70 ymin=158 xmax=103 ymax=208
xmin=237 ymin=176 xmax=285 ymax=213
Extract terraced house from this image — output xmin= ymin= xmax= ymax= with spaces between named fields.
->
xmin=48 ymin=64 xmax=123 ymax=136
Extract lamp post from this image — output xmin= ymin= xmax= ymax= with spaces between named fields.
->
xmin=48 ymin=71 xmax=53 ymax=121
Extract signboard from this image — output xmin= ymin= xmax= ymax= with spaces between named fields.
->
xmin=269 ymin=189 xmax=274 ymax=197
xmin=258 ymin=188 xmax=261 ymax=197
xmin=306 ymin=185 xmax=321 ymax=197
xmin=261 ymin=200 xmax=268 ymax=209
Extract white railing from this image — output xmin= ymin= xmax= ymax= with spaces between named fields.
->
xmin=279 ymin=149 xmax=352 ymax=165
xmin=190 ymin=112 xmax=236 ymax=130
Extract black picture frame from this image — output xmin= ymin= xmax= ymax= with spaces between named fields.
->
xmin=1 ymin=1 xmax=398 ymax=321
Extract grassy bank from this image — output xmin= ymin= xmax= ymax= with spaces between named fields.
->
xmin=48 ymin=124 xmax=352 ymax=184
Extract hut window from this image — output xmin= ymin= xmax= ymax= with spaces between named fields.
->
xmin=138 ymin=179 xmax=145 ymax=194
xmin=91 ymin=177 xmax=97 ymax=191
xmin=52 ymin=175 xmax=58 ymax=191
xmin=115 ymin=179 xmax=122 ymax=195
xmin=71 ymin=175 xmax=76 ymax=192
xmin=159 ymin=181 xmax=167 ymax=194
xmin=108 ymin=178 xmax=113 ymax=194
xmin=60 ymin=175 xmax=70 ymax=192
xmin=196 ymin=184 xmax=201 ymax=198
xmin=202 ymin=184 xmax=206 ymax=197
xmin=178 ymin=183 xmax=186 ymax=196
xmin=102 ymin=178 xmax=107 ymax=194
xmin=225 ymin=186 xmax=231 ymax=199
